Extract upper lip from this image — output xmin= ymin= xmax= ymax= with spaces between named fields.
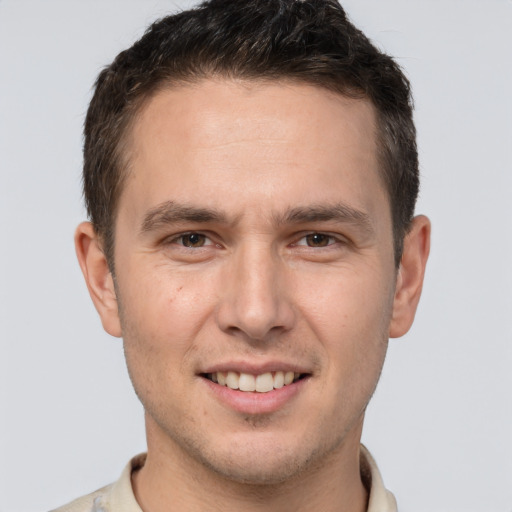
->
xmin=200 ymin=360 xmax=311 ymax=375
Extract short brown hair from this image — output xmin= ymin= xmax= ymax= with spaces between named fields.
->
xmin=84 ymin=0 xmax=419 ymax=269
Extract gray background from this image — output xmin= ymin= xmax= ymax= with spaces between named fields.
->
xmin=1 ymin=1 xmax=511 ymax=511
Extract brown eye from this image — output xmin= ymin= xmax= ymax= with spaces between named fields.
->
xmin=305 ymin=233 xmax=331 ymax=247
xmin=180 ymin=233 xmax=207 ymax=247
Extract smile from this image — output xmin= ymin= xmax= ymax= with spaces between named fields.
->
xmin=204 ymin=371 xmax=305 ymax=393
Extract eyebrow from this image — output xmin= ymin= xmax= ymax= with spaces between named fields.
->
xmin=141 ymin=201 xmax=228 ymax=233
xmin=140 ymin=200 xmax=374 ymax=236
xmin=276 ymin=203 xmax=374 ymax=236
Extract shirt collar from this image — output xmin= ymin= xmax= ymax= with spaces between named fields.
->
xmin=360 ymin=445 xmax=397 ymax=512
xmin=108 ymin=447 xmax=396 ymax=512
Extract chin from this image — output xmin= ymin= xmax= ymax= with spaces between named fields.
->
xmin=201 ymin=450 xmax=309 ymax=486
xmin=184 ymin=429 xmax=335 ymax=486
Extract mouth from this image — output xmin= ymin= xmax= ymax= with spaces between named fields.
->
xmin=201 ymin=371 xmax=308 ymax=393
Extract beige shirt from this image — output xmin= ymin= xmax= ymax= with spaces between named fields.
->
xmin=51 ymin=445 xmax=397 ymax=512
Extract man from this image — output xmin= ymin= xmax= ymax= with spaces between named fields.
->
xmin=55 ymin=0 xmax=430 ymax=510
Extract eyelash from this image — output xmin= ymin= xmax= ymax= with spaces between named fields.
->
xmin=293 ymin=233 xmax=341 ymax=248
xmin=167 ymin=232 xmax=216 ymax=248
xmin=166 ymin=231 xmax=345 ymax=250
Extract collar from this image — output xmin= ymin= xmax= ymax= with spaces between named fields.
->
xmin=360 ymin=445 xmax=397 ymax=512
xmin=93 ymin=446 xmax=396 ymax=512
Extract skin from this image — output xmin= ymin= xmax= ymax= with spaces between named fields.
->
xmin=76 ymin=80 xmax=430 ymax=512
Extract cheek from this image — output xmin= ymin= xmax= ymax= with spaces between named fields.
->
xmin=117 ymin=268 xmax=217 ymax=379
xmin=296 ymin=264 xmax=393 ymax=390
xmin=118 ymin=275 xmax=215 ymax=422
xmin=121 ymin=263 xmax=211 ymax=328
xmin=297 ymin=262 xmax=395 ymax=336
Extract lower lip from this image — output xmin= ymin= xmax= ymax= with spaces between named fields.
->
xmin=201 ymin=376 xmax=309 ymax=415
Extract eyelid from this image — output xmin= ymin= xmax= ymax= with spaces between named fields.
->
xmin=161 ymin=230 xmax=347 ymax=249
xmin=166 ymin=231 xmax=216 ymax=247
xmin=292 ymin=232 xmax=346 ymax=247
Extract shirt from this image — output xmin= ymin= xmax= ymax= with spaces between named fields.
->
xmin=51 ymin=445 xmax=397 ymax=512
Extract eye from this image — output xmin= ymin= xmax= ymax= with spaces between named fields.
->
xmin=295 ymin=233 xmax=337 ymax=247
xmin=174 ymin=233 xmax=212 ymax=248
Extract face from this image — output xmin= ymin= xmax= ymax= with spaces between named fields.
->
xmin=108 ymin=80 xmax=399 ymax=483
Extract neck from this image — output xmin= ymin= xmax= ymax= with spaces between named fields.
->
xmin=132 ymin=418 xmax=368 ymax=512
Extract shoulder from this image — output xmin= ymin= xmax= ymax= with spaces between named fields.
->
xmin=49 ymin=453 xmax=146 ymax=512
xmin=50 ymin=483 xmax=114 ymax=512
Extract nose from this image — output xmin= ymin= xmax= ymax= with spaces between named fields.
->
xmin=216 ymin=242 xmax=296 ymax=342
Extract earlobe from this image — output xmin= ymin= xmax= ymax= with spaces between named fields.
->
xmin=75 ymin=222 xmax=122 ymax=338
xmin=389 ymin=215 xmax=431 ymax=338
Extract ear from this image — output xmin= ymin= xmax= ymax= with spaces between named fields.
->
xmin=389 ymin=215 xmax=431 ymax=338
xmin=75 ymin=222 xmax=122 ymax=338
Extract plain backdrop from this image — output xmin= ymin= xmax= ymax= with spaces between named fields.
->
xmin=1 ymin=1 xmax=511 ymax=511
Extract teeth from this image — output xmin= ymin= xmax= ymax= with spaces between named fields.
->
xmin=255 ymin=373 xmax=274 ymax=393
xmin=239 ymin=373 xmax=256 ymax=392
xmin=210 ymin=370 xmax=303 ymax=393
xmin=226 ymin=371 xmax=239 ymax=390
xmin=273 ymin=371 xmax=284 ymax=389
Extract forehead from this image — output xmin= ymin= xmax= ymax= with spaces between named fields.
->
xmin=120 ymin=79 xmax=386 ymax=223
xmin=130 ymin=79 xmax=378 ymax=158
